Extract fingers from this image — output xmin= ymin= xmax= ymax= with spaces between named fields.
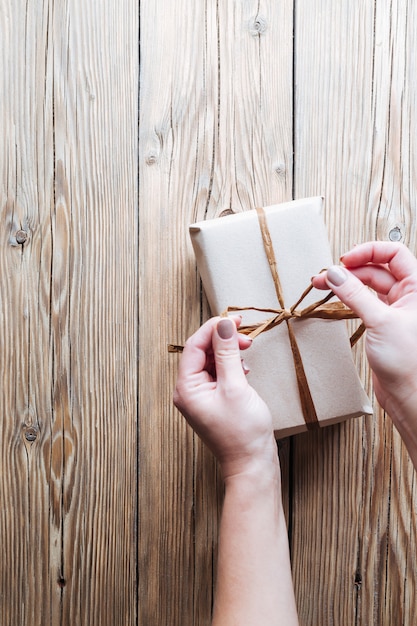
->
xmin=341 ymin=242 xmax=417 ymax=282
xmin=311 ymin=272 xmax=333 ymax=290
xmin=177 ymin=316 xmax=252 ymax=381
xmin=177 ymin=317 xmax=220 ymax=381
xmin=312 ymin=242 xmax=417 ymax=301
xmin=212 ymin=318 xmax=248 ymax=389
xmin=323 ymin=265 xmax=387 ymax=328
xmin=313 ymin=264 xmax=396 ymax=297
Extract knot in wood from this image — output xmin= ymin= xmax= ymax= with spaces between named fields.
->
xmin=219 ymin=209 xmax=235 ymax=218
xmin=16 ymin=230 xmax=28 ymax=244
xmin=249 ymin=15 xmax=268 ymax=36
xmin=274 ymin=163 xmax=286 ymax=177
xmin=146 ymin=152 xmax=158 ymax=166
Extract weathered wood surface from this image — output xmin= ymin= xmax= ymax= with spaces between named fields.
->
xmin=1 ymin=1 xmax=138 ymax=624
xmin=293 ymin=2 xmax=417 ymax=624
xmin=2 ymin=0 xmax=417 ymax=625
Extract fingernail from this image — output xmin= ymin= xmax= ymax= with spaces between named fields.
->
xmin=241 ymin=359 xmax=250 ymax=374
xmin=326 ymin=265 xmax=349 ymax=286
xmin=217 ymin=318 xmax=235 ymax=339
xmin=340 ymin=245 xmax=357 ymax=261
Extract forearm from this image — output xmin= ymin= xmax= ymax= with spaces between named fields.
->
xmin=212 ymin=461 xmax=299 ymax=626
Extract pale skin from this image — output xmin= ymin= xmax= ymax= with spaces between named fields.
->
xmin=312 ymin=241 xmax=417 ymax=469
xmin=174 ymin=240 xmax=417 ymax=624
xmin=173 ymin=315 xmax=299 ymax=626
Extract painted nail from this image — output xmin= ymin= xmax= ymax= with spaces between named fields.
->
xmin=217 ymin=318 xmax=235 ymax=339
xmin=241 ymin=359 xmax=250 ymax=375
xmin=326 ymin=265 xmax=349 ymax=286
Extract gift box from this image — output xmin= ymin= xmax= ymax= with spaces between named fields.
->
xmin=189 ymin=197 xmax=372 ymax=438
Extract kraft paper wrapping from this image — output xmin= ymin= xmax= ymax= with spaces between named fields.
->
xmin=189 ymin=197 xmax=372 ymax=438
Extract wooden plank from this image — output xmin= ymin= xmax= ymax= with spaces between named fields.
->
xmin=1 ymin=4 xmax=54 ymax=623
xmin=293 ymin=1 xmax=417 ymax=623
xmin=138 ymin=1 xmax=293 ymax=623
xmin=0 ymin=1 xmax=138 ymax=624
xmin=138 ymin=3 xmax=203 ymax=621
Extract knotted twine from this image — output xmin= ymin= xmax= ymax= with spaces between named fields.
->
xmin=169 ymin=207 xmax=365 ymax=430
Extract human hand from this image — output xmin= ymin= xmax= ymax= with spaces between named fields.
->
xmin=173 ymin=316 xmax=279 ymax=480
xmin=312 ymin=242 xmax=417 ymax=448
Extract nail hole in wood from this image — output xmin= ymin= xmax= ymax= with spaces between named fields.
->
xmin=389 ymin=227 xmax=402 ymax=242
xmin=24 ymin=427 xmax=38 ymax=442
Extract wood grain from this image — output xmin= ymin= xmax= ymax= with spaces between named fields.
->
xmin=138 ymin=1 xmax=293 ymax=624
xmin=3 ymin=0 xmax=417 ymax=624
xmin=293 ymin=1 xmax=417 ymax=624
xmin=1 ymin=1 xmax=138 ymax=624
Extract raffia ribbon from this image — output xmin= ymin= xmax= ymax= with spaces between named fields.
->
xmin=168 ymin=206 xmax=365 ymax=430
xmin=229 ymin=207 xmax=365 ymax=346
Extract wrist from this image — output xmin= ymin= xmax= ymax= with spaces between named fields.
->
xmin=221 ymin=451 xmax=282 ymax=498
xmin=219 ymin=435 xmax=280 ymax=482
xmin=221 ymin=458 xmax=287 ymax=532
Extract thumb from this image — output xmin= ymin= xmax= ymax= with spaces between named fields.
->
xmin=325 ymin=265 xmax=386 ymax=329
xmin=212 ymin=318 xmax=247 ymax=388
